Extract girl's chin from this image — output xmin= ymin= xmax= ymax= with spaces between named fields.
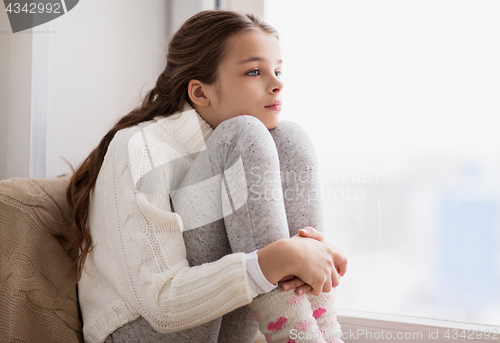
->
xmin=263 ymin=117 xmax=280 ymax=130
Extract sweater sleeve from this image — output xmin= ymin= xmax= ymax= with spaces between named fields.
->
xmin=93 ymin=127 xmax=253 ymax=334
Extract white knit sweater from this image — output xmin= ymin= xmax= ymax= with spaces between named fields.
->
xmin=79 ymin=104 xmax=253 ymax=342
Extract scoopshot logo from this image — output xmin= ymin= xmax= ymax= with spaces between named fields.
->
xmin=4 ymin=0 xmax=79 ymax=33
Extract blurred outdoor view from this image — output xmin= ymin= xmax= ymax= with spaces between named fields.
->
xmin=264 ymin=0 xmax=500 ymax=326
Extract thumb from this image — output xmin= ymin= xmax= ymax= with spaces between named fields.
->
xmin=298 ymin=226 xmax=324 ymax=241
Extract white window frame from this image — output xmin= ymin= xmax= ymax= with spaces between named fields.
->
xmin=338 ymin=310 xmax=500 ymax=343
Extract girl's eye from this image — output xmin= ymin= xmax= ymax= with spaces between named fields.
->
xmin=275 ymin=70 xmax=282 ymax=78
xmin=246 ymin=69 xmax=260 ymax=76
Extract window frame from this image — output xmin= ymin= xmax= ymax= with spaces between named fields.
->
xmin=338 ymin=309 xmax=500 ymax=342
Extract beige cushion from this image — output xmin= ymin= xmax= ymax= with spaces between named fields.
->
xmin=0 ymin=175 xmax=83 ymax=342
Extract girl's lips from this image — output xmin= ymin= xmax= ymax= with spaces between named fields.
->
xmin=265 ymin=104 xmax=282 ymax=111
xmin=265 ymin=101 xmax=282 ymax=111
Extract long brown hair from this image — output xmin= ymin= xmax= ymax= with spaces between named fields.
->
xmin=66 ymin=10 xmax=278 ymax=281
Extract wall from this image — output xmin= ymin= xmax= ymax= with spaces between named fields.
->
xmin=219 ymin=0 xmax=264 ymax=17
xmin=0 ymin=7 xmax=32 ymax=179
xmin=1 ymin=0 xmax=214 ymax=180
xmin=45 ymin=0 xmax=171 ymax=178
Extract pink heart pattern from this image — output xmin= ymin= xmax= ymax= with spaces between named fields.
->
xmin=267 ymin=317 xmax=288 ymax=331
xmin=313 ymin=307 xmax=327 ymax=318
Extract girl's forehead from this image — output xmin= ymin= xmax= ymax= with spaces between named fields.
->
xmin=223 ymin=30 xmax=281 ymax=65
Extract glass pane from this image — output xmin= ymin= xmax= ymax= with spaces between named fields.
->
xmin=264 ymin=0 xmax=500 ymax=326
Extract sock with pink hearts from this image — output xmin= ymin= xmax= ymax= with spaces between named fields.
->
xmin=249 ymin=288 xmax=326 ymax=343
xmin=306 ymin=289 xmax=343 ymax=343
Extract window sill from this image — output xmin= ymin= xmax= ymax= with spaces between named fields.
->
xmin=337 ymin=309 xmax=500 ymax=342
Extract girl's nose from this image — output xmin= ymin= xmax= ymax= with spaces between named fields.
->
xmin=270 ymin=78 xmax=284 ymax=93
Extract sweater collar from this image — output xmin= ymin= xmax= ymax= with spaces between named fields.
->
xmin=155 ymin=102 xmax=213 ymax=156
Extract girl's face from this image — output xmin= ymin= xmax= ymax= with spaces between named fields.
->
xmin=192 ymin=29 xmax=284 ymax=129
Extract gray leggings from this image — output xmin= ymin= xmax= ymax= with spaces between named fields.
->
xmin=105 ymin=115 xmax=324 ymax=343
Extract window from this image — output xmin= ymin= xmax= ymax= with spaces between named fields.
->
xmin=264 ymin=0 xmax=500 ymax=327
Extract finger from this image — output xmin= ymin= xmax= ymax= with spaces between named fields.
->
xmin=322 ymin=274 xmax=332 ymax=293
xmin=310 ymin=286 xmax=322 ymax=296
xmin=331 ymin=250 xmax=348 ymax=277
xmin=331 ymin=270 xmax=340 ymax=288
xmin=296 ymin=284 xmax=312 ymax=295
xmin=335 ymin=260 xmax=347 ymax=277
xmin=297 ymin=226 xmax=312 ymax=237
xmin=309 ymin=277 xmax=325 ymax=296
xmin=281 ymin=277 xmax=306 ymax=292
xmin=298 ymin=226 xmax=324 ymax=241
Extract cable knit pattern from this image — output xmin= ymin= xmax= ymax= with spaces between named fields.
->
xmin=79 ymin=104 xmax=253 ymax=343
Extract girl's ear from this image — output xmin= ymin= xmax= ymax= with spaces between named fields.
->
xmin=187 ymin=79 xmax=210 ymax=107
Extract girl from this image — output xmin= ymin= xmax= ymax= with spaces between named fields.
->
xmin=67 ymin=10 xmax=346 ymax=343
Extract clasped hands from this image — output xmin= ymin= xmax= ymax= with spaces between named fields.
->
xmin=279 ymin=226 xmax=347 ymax=296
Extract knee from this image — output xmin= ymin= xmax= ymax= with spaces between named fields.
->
xmin=215 ymin=115 xmax=275 ymax=147
xmin=217 ymin=115 xmax=269 ymax=135
xmin=272 ymin=121 xmax=318 ymax=162
xmin=273 ymin=120 xmax=309 ymax=143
